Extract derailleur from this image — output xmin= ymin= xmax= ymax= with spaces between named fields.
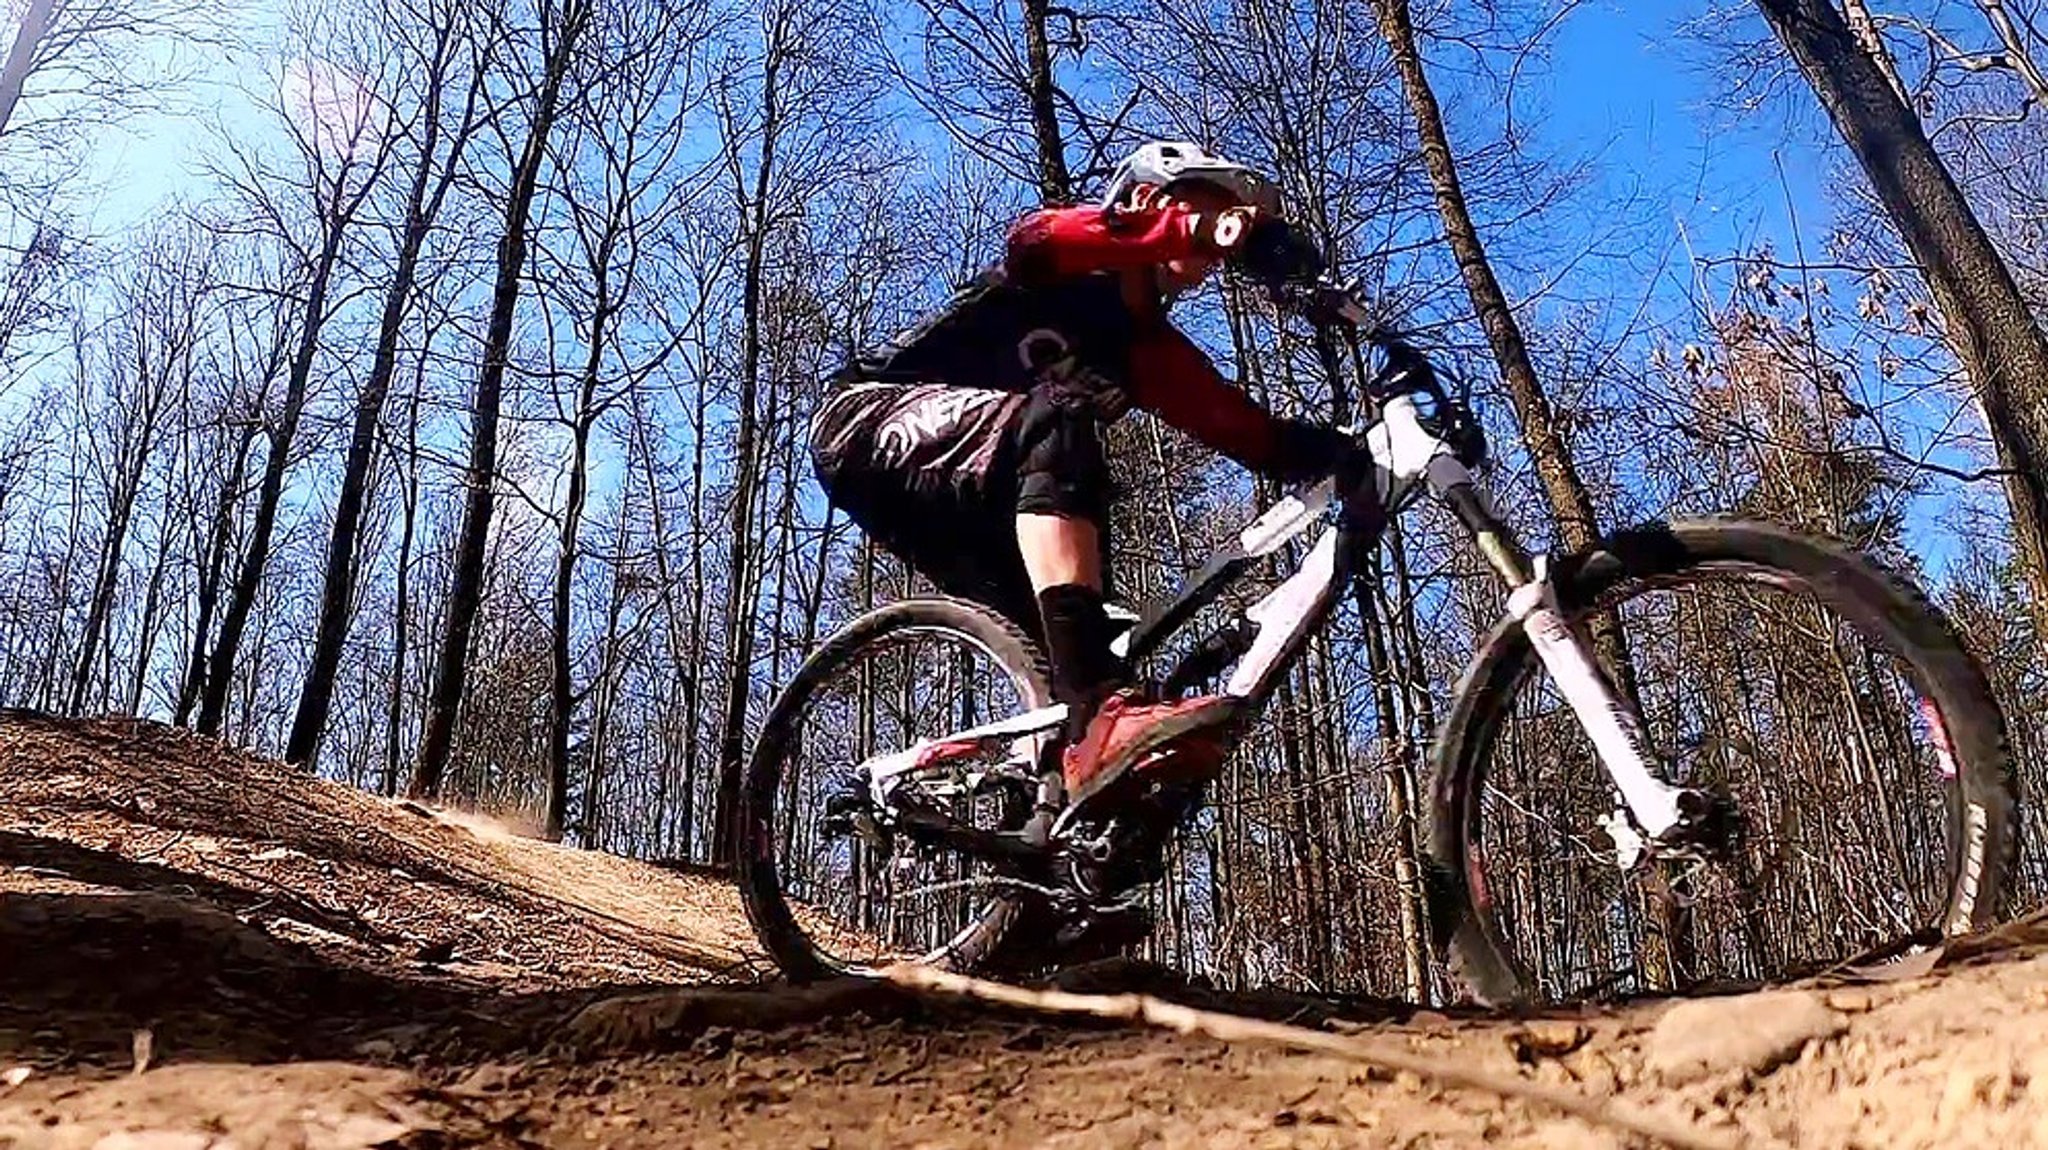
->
xmin=819 ymin=762 xmax=1038 ymax=851
xmin=821 ymin=771 xmax=891 ymax=848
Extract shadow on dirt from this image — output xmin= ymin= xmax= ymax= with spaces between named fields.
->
xmin=0 ymin=825 xmax=1442 ymax=1074
xmin=0 ymin=825 xmax=761 ymax=1078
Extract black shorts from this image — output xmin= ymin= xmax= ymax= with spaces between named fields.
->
xmin=809 ymin=380 xmax=1112 ymax=634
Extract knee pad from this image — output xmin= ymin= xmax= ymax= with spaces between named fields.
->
xmin=1012 ymin=394 xmax=1110 ymax=523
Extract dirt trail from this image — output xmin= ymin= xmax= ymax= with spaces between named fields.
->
xmin=1 ymin=711 xmax=2045 ymax=1149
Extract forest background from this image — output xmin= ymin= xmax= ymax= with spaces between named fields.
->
xmin=1 ymin=0 xmax=2045 ymax=1000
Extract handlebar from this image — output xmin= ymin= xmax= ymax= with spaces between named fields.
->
xmin=1250 ymin=263 xmax=1490 ymax=471
xmin=1230 ymin=217 xmax=1491 ymax=468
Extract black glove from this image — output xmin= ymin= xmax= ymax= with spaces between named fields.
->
xmin=1238 ymin=216 xmax=1326 ymax=289
xmin=1266 ymin=418 xmax=1354 ymax=484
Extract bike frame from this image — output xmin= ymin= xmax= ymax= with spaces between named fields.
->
xmin=858 ymin=343 xmax=1695 ymax=844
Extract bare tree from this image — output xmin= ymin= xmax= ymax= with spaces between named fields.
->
xmin=65 ymin=220 xmax=214 ymax=714
xmin=1019 ymin=0 xmax=1072 ymax=200
xmin=886 ymin=0 xmax=1130 ymax=201
xmin=705 ymin=2 xmax=794 ymax=865
xmin=0 ymin=0 xmax=223 ymax=197
xmin=0 ymin=0 xmax=59 ymax=141
xmin=705 ymin=0 xmax=887 ymax=863
xmin=413 ymin=0 xmax=594 ymax=800
xmin=172 ymin=255 xmax=287 ymax=728
xmin=382 ymin=363 xmax=427 ymax=796
xmin=286 ymin=0 xmax=492 ymax=766
xmin=531 ymin=0 xmax=705 ymax=838
xmin=1753 ymin=0 xmax=2048 ymax=645
xmin=0 ymin=216 xmax=66 ymax=377
xmin=1369 ymin=0 xmax=1602 ymax=557
xmin=194 ymin=14 xmax=394 ymax=736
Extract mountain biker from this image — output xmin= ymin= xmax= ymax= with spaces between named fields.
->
xmin=808 ymin=141 xmax=1340 ymax=813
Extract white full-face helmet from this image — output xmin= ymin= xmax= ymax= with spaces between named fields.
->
xmin=1098 ymin=140 xmax=1283 ymax=217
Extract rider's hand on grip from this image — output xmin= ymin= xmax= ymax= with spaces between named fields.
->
xmin=1268 ymin=417 xmax=1355 ymax=485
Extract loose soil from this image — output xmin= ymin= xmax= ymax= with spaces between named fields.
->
xmin=1 ymin=710 xmax=2044 ymax=1148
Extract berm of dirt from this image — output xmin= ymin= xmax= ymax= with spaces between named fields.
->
xmin=3 ymin=710 xmax=2047 ymax=1148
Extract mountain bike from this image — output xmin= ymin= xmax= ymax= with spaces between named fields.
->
xmin=733 ymin=278 xmax=2017 ymax=1005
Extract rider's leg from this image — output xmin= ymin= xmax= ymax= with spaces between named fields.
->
xmin=1011 ymin=396 xmax=1126 ymax=739
xmin=1016 ymin=513 xmax=1101 ymax=589
xmin=1017 ymin=513 xmax=1126 ymax=737
xmin=1011 ymin=394 xmax=1239 ymax=806
xmin=810 ymin=381 xmax=1042 ymax=632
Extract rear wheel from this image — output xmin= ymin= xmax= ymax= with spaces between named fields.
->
xmin=1430 ymin=519 xmax=2016 ymax=1005
xmin=736 ymin=597 xmax=1052 ymax=982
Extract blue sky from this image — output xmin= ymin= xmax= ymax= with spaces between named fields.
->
xmin=45 ymin=0 xmax=1990 ymax=580
xmin=72 ymin=2 xmax=1835 ymax=254
xmin=1538 ymin=1 xmax=1831 ymax=289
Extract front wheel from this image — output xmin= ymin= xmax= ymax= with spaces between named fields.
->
xmin=736 ymin=596 xmax=1053 ymax=982
xmin=1429 ymin=519 xmax=2017 ymax=1005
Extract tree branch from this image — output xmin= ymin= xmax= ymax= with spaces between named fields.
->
xmin=884 ymin=965 xmax=1744 ymax=1150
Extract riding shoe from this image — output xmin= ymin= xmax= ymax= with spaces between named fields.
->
xmin=1061 ymin=688 xmax=1242 ymax=810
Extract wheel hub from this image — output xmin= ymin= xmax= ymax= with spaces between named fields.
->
xmin=1606 ymin=786 xmax=1741 ymax=870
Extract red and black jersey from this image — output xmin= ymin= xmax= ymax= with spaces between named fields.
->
xmin=823 ymin=200 xmax=1295 ymax=476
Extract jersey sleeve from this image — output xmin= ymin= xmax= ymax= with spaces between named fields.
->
xmin=1003 ymin=203 xmax=1207 ymax=285
xmin=1125 ymin=323 xmax=1284 ymax=471
xmin=1127 ymin=323 xmax=1346 ymax=482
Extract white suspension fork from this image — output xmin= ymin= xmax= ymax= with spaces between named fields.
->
xmin=1504 ymin=556 xmax=1686 ymax=840
xmin=1410 ymin=436 xmax=1692 ymax=845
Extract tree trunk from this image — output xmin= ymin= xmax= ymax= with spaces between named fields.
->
xmin=708 ymin=12 xmax=790 ymax=865
xmin=385 ymin=377 xmax=422 ymax=798
xmin=413 ymin=0 xmax=591 ymax=799
xmin=578 ymin=550 xmax=631 ymax=848
xmin=196 ymin=174 xmax=357 ymax=737
xmin=1753 ymin=0 xmax=2048 ymax=648
xmin=628 ymin=395 xmax=687 ymax=854
xmin=1370 ymin=0 xmax=1600 ymax=555
xmin=126 ymin=482 xmax=178 ymax=715
xmin=1837 ymin=0 xmax=1908 ymax=105
xmin=68 ymin=452 xmax=147 ymax=714
xmin=176 ymin=423 xmax=258 ymax=726
xmin=36 ymin=467 xmax=83 ymax=709
xmin=546 ymin=338 xmax=607 ymax=840
xmin=1374 ymin=0 xmax=1684 ymax=985
xmin=672 ymin=364 xmax=711 ymax=858
xmin=288 ymin=12 xmax=478 ymax=766
xmin=1353 ymin=559 xmax=1429 ymax=1002
xmin=0 ymin=0 xmax=57 ymax=139
xmin=1018 ymin=0 xmax=1071 ymax=202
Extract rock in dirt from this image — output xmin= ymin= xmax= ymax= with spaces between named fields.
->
xmin=1507 ymin=1020 xmax=1591 ymax=1063
xmin=1644 ymin=990 xmax=1845 ymax=1085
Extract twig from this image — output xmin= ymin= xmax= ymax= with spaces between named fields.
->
xmin=134 ymin=832 xmax=185 ymax=861
xmin=883 ymin=964 xmax=1749 ymax=1150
